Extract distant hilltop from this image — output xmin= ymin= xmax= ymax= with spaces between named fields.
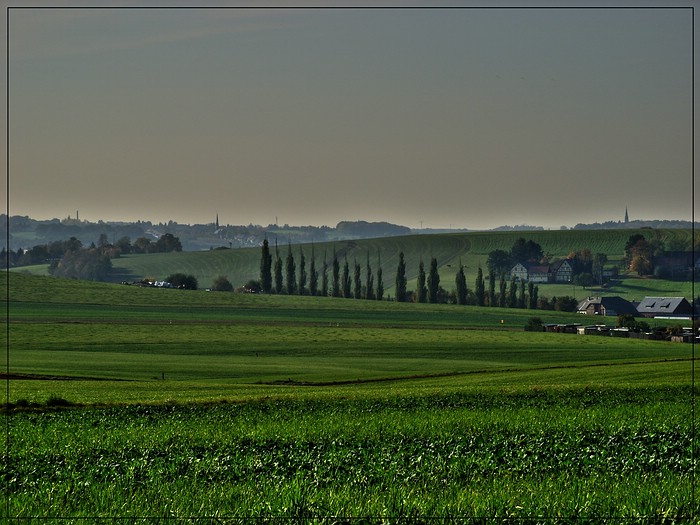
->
xmin=571 ymin=219 xmax=698 ymax=230
xmin=2 ymin=214 xmax=696 ymax=252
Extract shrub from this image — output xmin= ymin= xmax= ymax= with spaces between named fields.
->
xmin=166 ymin=273 xmax=198 ymax=290
xmin=524 ymin=317 xmax=544 ymax=332
xmin=211 ymin=275 xmax=234 ymax=292
xmin=45 ymin=395 xmax=72 ymax=407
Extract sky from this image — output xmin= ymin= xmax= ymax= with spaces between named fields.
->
xmin=4 ymin=2 xmax=695 ymax=230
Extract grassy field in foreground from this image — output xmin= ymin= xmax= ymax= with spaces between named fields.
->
xmin=3 ymin=272 xmax=698 ymax=522
xmin=3 ymin=273 xmax=695 ymax=406
xmin=5 ymin=385 xmax=698 ymax=521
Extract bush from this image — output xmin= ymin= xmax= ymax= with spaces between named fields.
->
xmin=524 ymin=317 xmax=544 ymax=332
xmin=166 ymin=273 xmax=198 ymax=290
xmin=211 ymin=275 xmax=233 ymax=292
xmin=45 ymin=395 xmax=73 ymax=407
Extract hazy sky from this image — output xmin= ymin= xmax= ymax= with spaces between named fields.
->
xmin=6 ymin=3 xmax=694 ymax=230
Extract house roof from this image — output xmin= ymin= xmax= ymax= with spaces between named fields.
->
xmin=550 ymin=259 xmax=572 ymax=271
xmin=576 ymin=296 xmax=637 ymax=315
xmin=636 ymin=296 xmax=692 ymax=315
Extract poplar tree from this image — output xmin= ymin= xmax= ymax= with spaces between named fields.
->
xmin=331 ymin=250 xmax=341 ymax=297
xmin=427 ymin=257 xmax=440 ymax=304
xmin=416 ymin=259 xmax=427 ymax=303
xmin=298 ymin=247 xmax=306 ymax=296
xmin=519 ymin=279 xmax=526 ymax=308
xmin=285 ymin=242 xmax=296 ymax=295
xmin=376 ymin=251 xmax=384 ymax=301
xmin=488 ymin=270 xmax=496 ymax=307
xmin=508 ymin=276 xmax=517 ymax=308
xmin=260 ymin=238 xmax=272 ymax=294
xmin=309 ymin=244 xmax=318 ymax=296
xmin=499 ymin=273 xmax=507 ymax=307
xmin=365 ymin=252 xmax=375 ymax=300
xmin=474 ymin=266 xmax=485 ymax=306
xmin=274 ymin=241 xmax=283 ymax=294
xmin=354 ymin=260 xmax=362 ymax=299
xmin=340 ymin=258 xmax=350 ymax=298
xmin=528 ymin=281 xmax=538 ymax=309
xmin=321 ymin=254 xmax=329 ymax=297
xmin=395 ymin=252 xmax=407 ymax=302
xmin=455 ymin=263 xmax=468 ymax=305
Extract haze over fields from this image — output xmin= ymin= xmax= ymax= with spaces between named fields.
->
xmin=6 ymin=5 xmax=693 ymax=230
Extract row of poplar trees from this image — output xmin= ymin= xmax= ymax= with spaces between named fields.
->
xmin=259 ymin=239 xmax=385 ymax=300
xmin=260 ymin=241 xmax=538 ymax=308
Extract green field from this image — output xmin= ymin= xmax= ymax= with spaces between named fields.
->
xmin=3 ymin=272 xmax=698 ymax=522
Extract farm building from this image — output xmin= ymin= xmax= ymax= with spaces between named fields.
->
xmin=576 ymin=296 xmax=637 ymax=317
xmin=509 ymin=259 xmax=574 ymax=283
xmin=550 ymin=259 xmax=573 ymax=283
xmin=510 ymin=263 xmax=529 ymax=282
xmin=635 ymin=297 xmax=694 ymax=319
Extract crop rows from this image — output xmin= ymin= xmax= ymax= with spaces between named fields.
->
xmin=5 ymin=387 xmax=698 ymax=521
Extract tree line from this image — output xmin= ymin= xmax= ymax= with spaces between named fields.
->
xmin=3 ymin=233 xmax=183 ymax=281
xmin=257 ymin=239 xmax=579 ymax=311
xmin=257 ymin=240 xmax=385 ymax=300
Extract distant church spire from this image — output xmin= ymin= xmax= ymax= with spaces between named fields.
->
xmin=216 ymin=214 xmax=219 ymax=230
xmin=624 ymin=207 xmax=629 ymax=224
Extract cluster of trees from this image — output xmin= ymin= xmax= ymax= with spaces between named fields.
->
xmin=3 ymin=233 xmax=184 ymax=281
xmin=257 ymin=241 xmax=579 ymax=311
xmin=485 ymin=238 xmax=611 ymax=287
xmin=3 ymin=233 xmax=183 ymax=270
xmin=49 ymin=247 xmax=112 ymax=281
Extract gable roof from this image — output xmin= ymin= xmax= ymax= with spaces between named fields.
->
xmin=550 ymin=259 xmax=572 ymax=271
xmin=636 ymin=297 xmax=693 ymax=315
xmin=576 ymin=296 xmax=637 ymax=316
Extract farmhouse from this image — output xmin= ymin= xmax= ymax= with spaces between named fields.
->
xmin=635 ymin=297 xmax=694 ymax=319
xmin=510 ymin=262 xmax=529 ymax=281
xmin=526 ymin=265 xmax=551 ymax=283
xmin=550 ymin=259 xmax=573 ymax=283
xmin=576 ymin=296 xmax=637 ymax=317
xmin=510 ymin=258 xmax=574 ymax=284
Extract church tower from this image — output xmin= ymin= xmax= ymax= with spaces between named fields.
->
xmin=624 ymin=207 xmax=629 ymax=224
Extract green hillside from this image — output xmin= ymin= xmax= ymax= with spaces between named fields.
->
xmin=14 ymin=228 xmax=697 ymax=299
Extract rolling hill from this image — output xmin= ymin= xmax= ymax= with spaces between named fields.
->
xmin=13 ymin=228 xmax=698 ymax=300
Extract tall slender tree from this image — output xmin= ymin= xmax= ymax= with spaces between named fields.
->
xmin=474 ymin=266 xmax=485 ymax=306
xmin=427 ymin=257 xmax=440 ymax=304
xmin=365 ymin=252 xmax=375 ymax=300
xmin=508 ymin=275 xmax=517 ymax=308
xmin=309 ymin=244 xmax=318 ymax=296
xmin=274 ymin=241 xmax=283 ymax=294
xmin=331 ymin=249 xmax=340 ymax=297
xmin=488 ymin=270 xmax=496 ymax=307
xmin=376 ymin=251 xmax=384 ymax=301
xmin=395 ymin=252 xmax=407 ymax=302
xmin=354 ymin=260 xmax=362 ymax=299
xmin=528 ymin=281 xmax=538 ymax=309
xmin=298 ymin=247 xmax=306 ymax=296
xmin=519 ymin=279 xmax=526 ymax=308
xmin=260 ymin=238 xmax=272 ymax=293
xmin=342 ymin=258 xmax=351 ymax=298
xmin=321 ymin=252 xmax=329 ymax=297
xmin=499 ymin=273 xmax=507 ymax=307
xmin=285 ymin=242 xmax=296 ymax=295
xmin=416 ymin=259 xmax=427 ymax=303
xmin=455 ymin=262 xmax=468 ymax=305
